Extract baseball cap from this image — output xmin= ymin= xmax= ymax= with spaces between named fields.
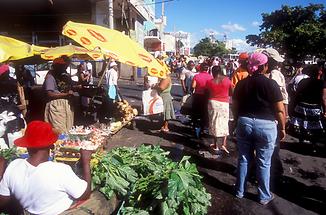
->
xmin=263 ymin=48 xmax=284 ymax=62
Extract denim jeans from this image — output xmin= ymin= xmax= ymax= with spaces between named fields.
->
xmin=235 ymin=116 xmax=277 ymax=201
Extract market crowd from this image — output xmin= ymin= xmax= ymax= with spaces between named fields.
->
xmin=157 ymin=49 xmax=326 ymax=205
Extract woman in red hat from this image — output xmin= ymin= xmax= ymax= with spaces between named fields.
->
xmin=0 ymin=121 xmax=93 ymax=215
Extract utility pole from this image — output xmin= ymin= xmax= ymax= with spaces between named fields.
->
xmin=108 ymin=0 xmax=114 ymax=29
xmin=160 ymin=1 xmax=165 ymax=51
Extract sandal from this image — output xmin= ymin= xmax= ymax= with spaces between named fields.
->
xmin=221 ymin=145 xmax=230 ymax=154
xmin=209 ymin=144 xmax=220 ymax=154
xmin=160 ymin=128 xmax=169 ymax=133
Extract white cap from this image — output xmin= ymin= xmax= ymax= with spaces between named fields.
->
xmin=263 ymin=48 xmax=284 ymax=63
xmin=110 ymin=61 xmax=117 ymax=67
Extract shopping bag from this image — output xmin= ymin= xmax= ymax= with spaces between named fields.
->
xmin=181 ymin=94 xmax=190 ymax=106
xmin=142 ymin=89 xmax=164 ymax=115
xmin=180 ymin=94 xmax=193 ymax=115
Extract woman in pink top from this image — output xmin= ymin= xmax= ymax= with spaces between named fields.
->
xmin=191 ymin=63 xmax=213 ymax=137
xmin=206 ymin=65 xmax=233 ymax=153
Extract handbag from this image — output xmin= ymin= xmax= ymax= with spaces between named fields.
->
xmin=180 ymin=94 xmax=193 ymax=115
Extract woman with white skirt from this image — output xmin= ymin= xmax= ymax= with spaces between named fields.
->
xmin=206 ymin=65 xmax=233 ymax=154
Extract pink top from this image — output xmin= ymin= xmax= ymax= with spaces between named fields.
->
xmin=206 ymin=77 xmax=232 ymax=103
xmin=193 ymin=72 xmax=213 ymax=95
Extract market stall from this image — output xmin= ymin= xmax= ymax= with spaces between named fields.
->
xmin=0 ymin=144 xmax=211 ymax=215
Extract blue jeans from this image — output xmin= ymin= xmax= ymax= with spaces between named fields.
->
xmin=235 ymin=117 xmax=277 ymax=201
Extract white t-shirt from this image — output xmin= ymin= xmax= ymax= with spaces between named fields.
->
xmin=269 ymin=69 xmax=289 ymax=105
xmin=0 ymin=159 xmax=87 ymax=215
xmin=105 ymin=68 xmax=118 ymax=86
xmin=180 ymin=68 xmax=197 ymax=81
xmin=86 ymin=62 xmax=93 ymax=84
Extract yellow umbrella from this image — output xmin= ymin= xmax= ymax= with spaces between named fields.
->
xmin=40 ymin=44 xmax=103 ymax=61
xmin=0 ymin=35 xmax=47 ymax=63
xmin=62 ymin=21 xmax=167 ymax=78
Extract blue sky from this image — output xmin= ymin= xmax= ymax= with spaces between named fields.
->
xmin=156 ymin=0 xmax=326 ymax=51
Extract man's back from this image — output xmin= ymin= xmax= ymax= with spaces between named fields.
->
xmin=0 ymin=159 xmax=87 ymax=215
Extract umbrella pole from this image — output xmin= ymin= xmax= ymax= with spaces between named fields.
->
xmin=97 ymin=58 xmax=110 ymax=87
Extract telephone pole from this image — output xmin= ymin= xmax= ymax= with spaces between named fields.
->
xmin=108 ymin=0 xmax=114 ymax=29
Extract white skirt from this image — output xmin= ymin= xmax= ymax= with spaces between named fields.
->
xmin=208 ymin=100 xmax=229 ymax=137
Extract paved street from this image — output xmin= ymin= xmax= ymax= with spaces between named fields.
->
xmin=104 ymin=77 xmax=326 ymax=215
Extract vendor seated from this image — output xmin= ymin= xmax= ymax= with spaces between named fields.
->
xmin=0 ymin=121 xmax=92 ymax=215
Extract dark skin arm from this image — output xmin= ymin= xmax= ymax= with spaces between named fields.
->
xmin=76 ymin=150 xmax=93 ymax=200
xmin=47 ymin=90 xmax=73 ymax=100
xmin=181 ymin=79 xmax=187 ymax=94
xmin=0 ymin=157 xmax=11 ymax=208
xmin=274 ymin=101 xmax=286 ymax=140
xmin=158 ymin=77 xmax=170 ymax=91
xmin=191 ymin=78 xmax=196 ymax=90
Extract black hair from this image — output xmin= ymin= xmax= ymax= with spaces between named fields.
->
xmin=187 ymin=60 xmax=194 ymax=66
xmin=267 ymin=58 xmax=278 ymax=71
xmin=302 ymin=64 xmax=320 ymax=79
xmin=200 ymin=63 xmax=209 ymax=72
xmin=211 ymin=65 xmax=225 ymax=77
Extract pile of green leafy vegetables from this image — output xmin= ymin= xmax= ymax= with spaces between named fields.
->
xmin=0 ymin=147 xmax=18 ymax=162
xmin=91 ymin=145 xmax=211 ymax=215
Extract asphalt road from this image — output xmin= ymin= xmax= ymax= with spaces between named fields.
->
xmin=108 ymin=77 xmax=326 ymax=215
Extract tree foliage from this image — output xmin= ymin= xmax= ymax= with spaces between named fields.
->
xmin=246 ymin=4 xmax=326 ymax=61
xmin=193 ymin=38 xmax=230 ymax=57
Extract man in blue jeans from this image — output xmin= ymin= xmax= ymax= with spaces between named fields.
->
xmin=232 ymin=53 xmax=286 ymax=205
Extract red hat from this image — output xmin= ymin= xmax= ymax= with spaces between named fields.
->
xmin=14 ymin=121 xmax=58 ymax=148
xmin=239 ymin=52 xmax=249 ymax=60
xmin=53 ymin=57 xmax=67 ymax=65
xmin=0 ymin=64 xmax=9 ymax=76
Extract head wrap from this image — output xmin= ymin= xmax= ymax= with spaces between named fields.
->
xmin=53 ymin=57 xmax=67 ymax=65
xmin=239 ymin=52 xmax=249 ymax=60
xmin=247 ymin=53 xmax=268 ymax=73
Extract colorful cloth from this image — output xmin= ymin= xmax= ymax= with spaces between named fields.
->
xmin=44 ymin=99 xmax=74 ymax=133
xmin=208 ymin=100 xmax=229 ymax=137
xmin=231 ymin=67 xmax=249 ymax=88
xmin=287 ymin=102 xmax=325 ymax=140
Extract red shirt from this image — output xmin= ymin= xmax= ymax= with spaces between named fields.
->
xmin=206 ymin=77 xmax=232 ymax=103
xmin=193 ymin=72 xmax=213 ymax=95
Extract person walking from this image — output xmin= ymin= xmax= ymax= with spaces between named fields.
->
xmin=233 ymin=52 xmax=286 ymax=205
xmin=263 ymin=48 xmax=289 ymax=117
xmin=158 ymin=72 xmax=175 ymax=132
xmin=231 ymin=53 xmax=249 ymax=89
xmin=262 ymin=48 xmax=288 ymax=185
xmin=288 ymin=64 xmax=326 ymax=142
xmin=191 ymin=62 xmax=213 ymax=138
xmin=206 ymin=65 xmax=232 ymax=154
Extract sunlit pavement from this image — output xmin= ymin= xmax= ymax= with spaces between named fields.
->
xmin=105 ymin=78 xmax=325 ymax=215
